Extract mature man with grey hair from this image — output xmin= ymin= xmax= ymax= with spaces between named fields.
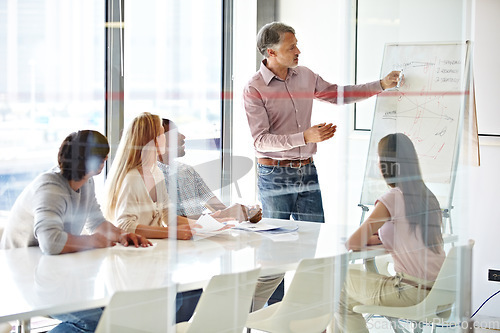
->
xmin=243 ymin=21 xmax=400 ymax=304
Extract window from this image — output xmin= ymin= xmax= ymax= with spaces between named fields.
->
xmin=123 ymin=0 xmax=223 ymax=198
xmin=0 ymin=0 xmax=105 ymax=212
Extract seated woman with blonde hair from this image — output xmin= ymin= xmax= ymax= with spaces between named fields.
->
xmin=103 ymin=112 xmax=193 ymax=239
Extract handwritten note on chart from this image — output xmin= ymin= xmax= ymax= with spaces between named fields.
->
xmin=360 ymin=42 xmax=471 ymax=207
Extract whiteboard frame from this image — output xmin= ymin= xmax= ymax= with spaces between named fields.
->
xmin=359 ymin=41 xmax=472 ymax=216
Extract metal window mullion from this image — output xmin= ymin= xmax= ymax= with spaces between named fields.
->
xmin=105 ymin=0 xmax=124 ymax=171
xmin=220 ymin=0 xmax=234 ymax=205
xmin=256 ymin=0 xmax=276 ymax=70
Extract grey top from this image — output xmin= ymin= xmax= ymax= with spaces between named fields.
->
xmin=0 ymin=168 xmax=105 ymax=254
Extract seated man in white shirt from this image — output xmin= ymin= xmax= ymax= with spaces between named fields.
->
xmin=157 ymin=118 xmax=261 ymax=223
xmin=157 ymin=118 xmax=281 ymax=319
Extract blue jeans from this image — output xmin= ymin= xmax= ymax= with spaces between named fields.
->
xmin=257 ymin=162 xmax=324 ymax=304
xmin=50 ymin=308 xmax=103 ymax=333
xmin=257 ymin=162 xmax=325 ymax=223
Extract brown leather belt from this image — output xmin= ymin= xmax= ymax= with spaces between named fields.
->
xmin=400 ymin=278 xmax=433 ymax=291
xmin=257 ymin=157 xmax=313 ymax=168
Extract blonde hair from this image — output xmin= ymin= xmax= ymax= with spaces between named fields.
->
xmin=103 ymin=112 xmax=163 ymax=220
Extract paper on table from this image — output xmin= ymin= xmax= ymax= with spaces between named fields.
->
xmin=260 ymin=225 xmax=299 ymax=234
xmin=233 ymin=222 xmax=299 ymax=235
xmin=193 ymin=214 xmax=236 ymax=240
xmin=259 ymin=232 xmax=299 ymax=242
xmin=233 ymin=222 xmax=281 ymax=232
xmin=238 ymin=224 xmax=299 ymax=242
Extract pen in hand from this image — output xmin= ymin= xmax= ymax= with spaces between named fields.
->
xmin=396 ymin=70 xmax=403 ymax=88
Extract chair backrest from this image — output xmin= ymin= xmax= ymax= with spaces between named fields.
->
xmin=352 ymin=241 xmax=474 ymax=326
xmin=375 ymin=254 xmax=395 ymax=276
xmin=0 ymin=322 xmax=11 ymax=333
xmin=419 ymin=240 xmax=474 ymax=321
xmin=95 ymin=286 xmax=174 ymax=333
xmin=271 ymin=254 xmax=349 ymax=332
xmin=185 ymin=267 xmax=261 ymax=333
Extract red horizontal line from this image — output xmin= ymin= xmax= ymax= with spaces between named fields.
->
xmin=0 ymin=90 xmax=469 ymax=102
xmin=244 ymin=90 xmax=470 ymax=100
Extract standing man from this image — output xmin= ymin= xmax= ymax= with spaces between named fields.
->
xmin=243 ymin=22 xmax=399 ymax=304
xmin=244 ymin=22 xmax=399 ymax=223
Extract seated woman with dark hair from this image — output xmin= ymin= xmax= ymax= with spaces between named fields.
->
xmin=335 ymin=133 xmax=445 ymax=333
xmin=0 ymin=130 xmax=150 ymax=332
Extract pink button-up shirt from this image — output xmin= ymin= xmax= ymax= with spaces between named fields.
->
xmin=243 ymin=60 xmax=383 ymax=160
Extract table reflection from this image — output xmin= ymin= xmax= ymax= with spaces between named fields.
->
xmin=0 ymin=219 xmax=328 ymax=322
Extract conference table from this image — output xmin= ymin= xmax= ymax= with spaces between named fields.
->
xmin=0 ymin=218 xmax=394 ymax=328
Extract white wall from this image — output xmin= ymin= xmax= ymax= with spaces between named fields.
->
xmin=468 ymin=0 xmax=500 ymax=320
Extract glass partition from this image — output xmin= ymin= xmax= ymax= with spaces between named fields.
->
xmin=121 ymin=2 xmax=224 ymax=327
xmin=354 ymin=0 xmax=473 ymax=243
xmin=270 ymin=0 xmax=474 ymax=331
xmin=0 ymin=0 xmax=480 ymax=332
xmin=351 ymin=0 xmax=474 ymax=331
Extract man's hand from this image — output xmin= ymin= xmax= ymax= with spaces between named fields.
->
xmin=211 ymin=204 xmax=248 ymax=222
xmin=61 ymin=231 xmax=119 ymax=254
xmin=303 ymin=123 xmax=337 ymax=144
xmin=246 ymin=205 xmax=262 ymax=223
xmin=93 ymin=221 xmax=152 ymax=248
xmin=380 ymin=70 xmax=402 ymax=90
xmin=88 ymin=233 xmax=115 ymax=249
xmin=118 ymin=232 xmax=152 ymax=248
xmin=210 ymin=204 xmax=263 ymax=223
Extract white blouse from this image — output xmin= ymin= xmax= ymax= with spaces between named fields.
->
xmin=112 ymin=166 xmax=169 ymax=233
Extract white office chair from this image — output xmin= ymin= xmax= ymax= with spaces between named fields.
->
xmin=0 ymin=322 xmax=11 ymax=333
xmin=95 ymin=286 xmax=174 ymax=333
xmin=353 ymin=240 xmax=474 ymax=333
xmin=246 ymin=254 xmax=349 ymax=333
xmin=175 ymin=267 xmax=261 ymax=333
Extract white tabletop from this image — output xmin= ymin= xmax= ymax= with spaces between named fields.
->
xmin=0 ymin=218 xmax=385 ymax=323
